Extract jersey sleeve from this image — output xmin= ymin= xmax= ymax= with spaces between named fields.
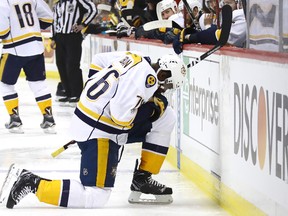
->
xmin=79 ymin=0 xmax=97 ymax=26
xmin=0 ymin=5 xmax=10 ymax=39
xmin=35 ymin=0 xmax=53 ymax=29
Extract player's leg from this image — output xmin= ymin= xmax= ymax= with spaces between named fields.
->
xmin=140 ymin=106 xmax=176 ymax=173
xmin=24 ymin=54 xmax=56 ymax=134
xmin=129 ymin=106 xmax=176 ymax=204
xmin=0 ymin=54 xmax=24 ymax=133
xmin=0 ymin=164 xmax=111 ymax=208
xmin=0 ymin=138 xmax=120 ymax=208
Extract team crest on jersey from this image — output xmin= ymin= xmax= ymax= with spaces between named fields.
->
xmin=145 ymin=75 xmax=156 ymax=88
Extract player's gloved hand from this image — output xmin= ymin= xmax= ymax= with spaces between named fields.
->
xmin=116 ymin=22 xmax=135 ymax=38
xmin=134 ymin=26 xmax=145 ymax=39
xmin=132 ymin=16 xmax=142 ymax=28
xmin=116 ymin=23 xmax=128 ymax=38
xmin=173 ymin=27 xmax=198 ymax=54
xmin=149 ymin=93 xmax=168 ymax=122
xmin=172 ymin=28 xmax=187 ymax=54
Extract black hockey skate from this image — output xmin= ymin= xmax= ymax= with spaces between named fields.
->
xmin=0 ymin=164 xmax=41 ymax=209
xmin=55 ymin=82 xmax=66 ymax=101
xmin=68 ymin=97 xmax=79 ymax=108
xmin=5 ymin=107 xmax=23 ymax=134
xmin=40 ymin=107 xmax=56 ymax=134
xmin=128 ymin=160 xmax=173 ymax=204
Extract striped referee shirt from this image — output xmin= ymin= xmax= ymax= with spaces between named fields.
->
xmin=52 ymin=0 xmax=97 ymax=35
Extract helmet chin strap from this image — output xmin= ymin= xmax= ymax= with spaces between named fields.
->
xmin=156 ymin=68 xmax=164 ymax=85
xmin=158 ymin=82 xmax=174 ymax=93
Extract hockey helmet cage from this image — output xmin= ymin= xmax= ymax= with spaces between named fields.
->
xmin=157 ymin=54 xmax=187 ymax=89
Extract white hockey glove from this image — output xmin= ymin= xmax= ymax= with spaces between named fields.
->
xmin=116 ymin=22 xmax=135 ymax=38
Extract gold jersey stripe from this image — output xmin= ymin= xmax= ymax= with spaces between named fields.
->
xmin=0 ymin=53 xmax=8 ymax=80
xmin=2 ymin=32 xmax=42 ymax=43
xmin=90 ymin=64 xmax=103 ymax=71
xmin=39 ymin=18 xmax=53 ymax=23
xmin=96 ymin=138 xmax=109 ymax=187
xmin=0 ymin=28 xmax=10 ymax=36
xmin=78 ymin=101 xmax=132 ymax=129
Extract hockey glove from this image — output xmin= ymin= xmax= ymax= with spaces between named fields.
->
xmin=172 ymin=28 xmax=198 ymax=54
xmin=149 ymin=93 xmax=168 ymax=122
xmin=172 ymin=27 xmax=188 ymax=54
xmin=134 ymin=26 xmax=145 ymax=39
xmin=173 ymin=33 xmax=184 ymax=54
xmin=163 ymin=28 xmax=181 ymax=44
xmin=116 ymin=23 xmax=135 ymax=38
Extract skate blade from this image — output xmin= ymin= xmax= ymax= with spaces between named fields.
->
xmin=7 ymin=126 xmax=24 ymax=134
xmin=0 ymin=164 xmax=22 ymax=204
xmin=59 ymin=102 xmax=70 ymax=107
xmin=43 ymin=126 xmax=57 ymax=134
xmin=55 ymin=96 xmax=66 ymax=102
xmin=128 ymin=191 xmax=173 ymax=205
xmin=69 ymin=102 xmax=77 ymax=108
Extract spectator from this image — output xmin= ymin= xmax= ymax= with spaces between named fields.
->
xmin=50 ymin=0 xmax=97 ymax=107
xmin=116 ymin=0 xmax=160 ymax=27
xmin=223 ymin=0 xmax=246 ymax=47
xmin=173 ymin=0 xmax=246 ymax=54
xmin=178 ymin=0 xmax=203 ymax=29
xmin=134 ymin=0 xmax=184 ymax=44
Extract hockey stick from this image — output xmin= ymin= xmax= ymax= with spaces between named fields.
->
xmin=143 ymin=20 xmax=183 ymax=31
xmin=187 ymin=5 xmax=232 ymax=68
xmin=51 ymin=140 xmax=76 ymax=158
xmin=121 ymin=17 xmax=131 ymax=28
xmin=241 ymin=0 xmax=247 ymax=17
xmin=181 ymin=0 xmax=201 ymax=31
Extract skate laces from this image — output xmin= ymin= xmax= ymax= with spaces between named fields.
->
xmin=13 ymin=185 xmax=35 ymax=203
xmin=147 ymin=176 xmax=165 ymax=188
xmin=11 ymin=171 xmax=37 ymax=203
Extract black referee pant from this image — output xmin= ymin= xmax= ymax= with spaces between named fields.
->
xmin=55 ymin=33 xmax=83 ymax=98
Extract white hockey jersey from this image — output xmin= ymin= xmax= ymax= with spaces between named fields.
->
xmin=227 ymin=9 xmax=247 ymax=47
xmin=70 ymin=51 xmax=158 ymax=144
xmin=0 ymin=0 xmax=53 ymax=56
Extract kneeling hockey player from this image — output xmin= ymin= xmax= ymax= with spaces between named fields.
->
xmin=0 ymin=51 xmax=187 ymax=208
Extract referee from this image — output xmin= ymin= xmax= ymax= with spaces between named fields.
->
xmin=50 ymin=0 xmax=97 ymax=106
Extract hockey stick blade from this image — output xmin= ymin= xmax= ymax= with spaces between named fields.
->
xmin=51 ymin=140 xmax=76 ymax=158
xmin=143 ymin=20 xmax=183 ymax=31
xmin=187 ymin=5 xmax=232 ymax=68
xmin=218 ymin=5 xmax=232 ymax=45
